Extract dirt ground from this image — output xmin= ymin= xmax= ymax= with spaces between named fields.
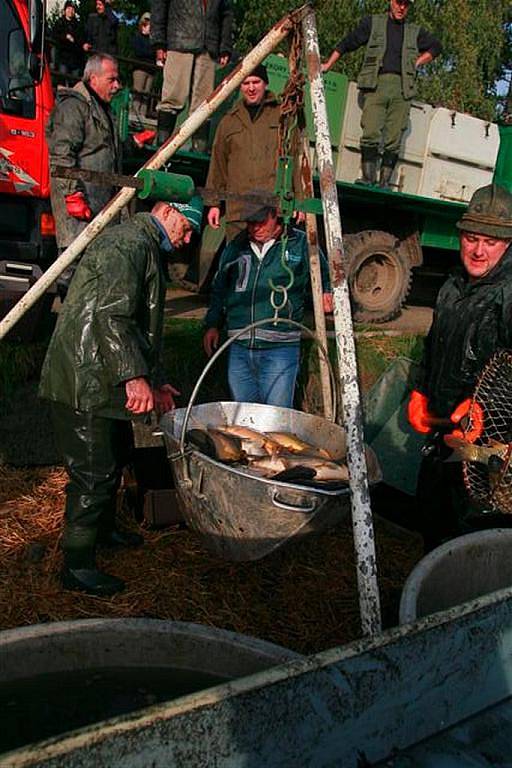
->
xmin=0 ymin=462 xmax=423 ymax=655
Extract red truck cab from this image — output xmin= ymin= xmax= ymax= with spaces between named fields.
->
xmin=0 ymin=0 xmax=56 ymax=338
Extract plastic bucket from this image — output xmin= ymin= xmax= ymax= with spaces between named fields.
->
xmin=399 ymin=528 xmax=512 ymax=624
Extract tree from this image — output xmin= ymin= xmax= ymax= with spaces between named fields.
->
xmin=232 ymin=0 xmax=510 ymax=120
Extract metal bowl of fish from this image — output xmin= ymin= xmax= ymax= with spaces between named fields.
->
xmin=159 ymin=402 xmax=381 ymax=561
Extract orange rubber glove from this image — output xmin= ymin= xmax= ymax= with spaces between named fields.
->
xmin=65 ymin=191 xmax=92 ymax=221
xmin=450 ymin=398 xmax=484 ymax=443
xmin=407 ymin=390 xmax=435 ymax=434
xmin=133 ymin=129 xmax=156 ymax=148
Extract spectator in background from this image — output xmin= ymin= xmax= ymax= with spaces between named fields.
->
xmin=150 ymin=0 xmax=233 ymax=150
xmin=83 ymin=0 xmax=119 ymax=56
xmin=132 ymin=12 xmax=154 ymax=119
xmin=52 ymin=1 xmax=84 ymax=85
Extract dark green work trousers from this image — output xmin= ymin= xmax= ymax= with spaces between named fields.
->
xmin=360 ymin=74 xmax=411 ymax=155
xmin=51 ymin=402 xmax=133 ymax=565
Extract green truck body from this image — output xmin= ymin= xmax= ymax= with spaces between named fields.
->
xmin=141 ymin=54 xmax=509 ymax=324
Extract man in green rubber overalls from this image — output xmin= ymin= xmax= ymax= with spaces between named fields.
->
xmin=39 ymin=197 xmax=204 ymax=596
xmin=322 ymin=0 xmax=441 ymax=188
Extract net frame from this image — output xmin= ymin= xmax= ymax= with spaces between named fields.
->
xmin=463 ymin=350 xmax=512 ymax=514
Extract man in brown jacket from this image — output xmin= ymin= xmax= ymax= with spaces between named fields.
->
xmin=206 ymin=64 xmax=298 ymax=241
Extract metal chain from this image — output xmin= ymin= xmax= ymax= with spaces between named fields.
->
xmin=269 ymin=20 xmax=305 ymax=321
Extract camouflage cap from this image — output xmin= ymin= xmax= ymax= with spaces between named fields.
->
xmin=457 ymin=184 xmax=512 ymax=240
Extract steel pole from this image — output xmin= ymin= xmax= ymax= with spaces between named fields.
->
xmin=0 ymin=5 xmax=308 ymax=341
xmin=302 ymin=7 xmax=382 ymax=636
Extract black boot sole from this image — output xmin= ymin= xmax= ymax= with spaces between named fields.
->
xmin=60 ymin=569 xmax=125 ymax=597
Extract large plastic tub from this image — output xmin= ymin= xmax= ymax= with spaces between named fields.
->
xmin=399 ymin=528 xmax=512 ymax=623
xmin=0 ymin=618 xmax=300 ymax=756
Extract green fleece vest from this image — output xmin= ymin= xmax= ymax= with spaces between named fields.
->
xmin=357 ymin=14 xmax=419 ymax=99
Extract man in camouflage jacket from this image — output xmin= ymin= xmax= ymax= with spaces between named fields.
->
xmin=40 ymin=197 xmax=203 ymax=597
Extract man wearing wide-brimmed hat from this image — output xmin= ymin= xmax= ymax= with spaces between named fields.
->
xmin=407 ymin=183 xmax=512 ymax=549
xmin=39 ymin=197 xmax=204 ymax=597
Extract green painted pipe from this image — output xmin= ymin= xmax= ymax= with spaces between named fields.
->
xmin=137 ymin=170 xmax=195 ymax=202
xmin=493 ymin=125 xmax=512 ymax=194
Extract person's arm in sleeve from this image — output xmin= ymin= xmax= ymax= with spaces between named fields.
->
xmin=150 ymin=0 xmax=168 ymax=53
xmin=218 ymin=0 xmax=233 ymax=65
xmin=94 ymin=243 xmax=154 ymax=385
xmin=47 ymin=99 xmax=87 ymax=198
xmin=203 ymin=243 xmax=234 ymax=354
xmin=205 ymin=119 xmax=229 ymax=228
xmin=322 ymin=16 xmax=371 ymax=72
xmin=415 ymin=28 xmax=442 ymax=68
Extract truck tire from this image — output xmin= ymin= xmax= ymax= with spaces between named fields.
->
xmin=345 ymin=231 xmax=412 ymax=324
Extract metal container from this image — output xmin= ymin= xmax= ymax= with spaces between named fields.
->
xmin=160 ymin=401 xmax=381 ymax=561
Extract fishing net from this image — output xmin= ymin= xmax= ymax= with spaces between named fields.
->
xmin=463 ymin=350 xmax=512 ymax=514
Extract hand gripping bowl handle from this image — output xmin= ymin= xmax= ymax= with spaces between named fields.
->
xmin=178 ymin=317 xmax=338 ymax=456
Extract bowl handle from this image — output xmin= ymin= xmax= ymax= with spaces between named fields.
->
xmin=271 ymin=489 xmax=317 ymax=513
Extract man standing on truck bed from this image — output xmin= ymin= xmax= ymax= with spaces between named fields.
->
xmin=322 ymin=0 xmax=441 ymax=188
xmin=150 ymin=0 xmax=233 ymax=151
xmin=205 ymin=64 xmax=302 ymax=241
xmin=407 ymin=184 xmax=512 ymax=551
xmin=46 ymin=53 xmax=155 ymax=293
xmin=39 ymin=197 xmax=204 ymax=597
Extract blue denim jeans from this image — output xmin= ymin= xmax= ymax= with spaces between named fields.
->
xmin=227 ymin=343 xmax=301 ymax=408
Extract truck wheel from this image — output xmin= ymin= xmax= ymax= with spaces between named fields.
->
xmin=345 ymin=231 xmax=412 ymax=324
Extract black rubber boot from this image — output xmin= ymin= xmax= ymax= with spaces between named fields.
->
xmin=356 ymin=147 xmax=378 ymax=185
xmin=97 ymin=528 xmax=144 ymax=549
xmin=156 ymin=110 xmax=178 ymax=145
xmin=60 ymin=526 xmax=125 ymax=597
xmin=61 ymin=567 xmax=126 ymax=596
xmin=379 ymin=151 xmax=398 ymax=189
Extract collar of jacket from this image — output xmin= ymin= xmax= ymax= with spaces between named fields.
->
xmin=454 ymin=242 xmax=512 ymax=291
xmin=150 ymin=214 xmax=174 ymax=252
xmin=229 ymin=90 xmax=279 ymax=125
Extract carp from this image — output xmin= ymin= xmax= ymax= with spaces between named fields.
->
xmin=443 ymin=435 xmax=509 ymax=466
xmin=215 ymin=425 xmax=282 ymax=455
xmin=186 ymin=428 xmax=244 ymax=463
xmin=248 ymin=454 xmax=349 ymax=483
xmin=264 ymin=431 xmax=333 ymax=459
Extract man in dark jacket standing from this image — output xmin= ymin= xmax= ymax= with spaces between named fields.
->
xmin=322 ymin=0 xmax=441 ymax=188
xmin=407 ymin=184 xmax=512 ymax=550
xmin=47 ymin=54 xmax=122 ymax=254
xmin=150 ymin=0 xmax=233 ymax=149
xmin=83 ymin=0 xmax=118 ymax=55
xmin=39 ymin=197 xmax=203 ymax=597
xmin=47 ymin=54 xmax=155 ymax=292
xmin=52 ymin=1 xmax=84 ymax=84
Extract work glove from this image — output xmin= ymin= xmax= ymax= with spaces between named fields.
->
xmin=407 ymin=390 xmax=435 ymax=434
xmin=133 ymin=129 xmax=156 ymax=148
xmin=450 ymin=398 xmax=484 ymax=443
xmin=65 ymin=191 xmax=92 ymax=221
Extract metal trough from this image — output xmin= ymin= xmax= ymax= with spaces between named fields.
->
xmin=399 ymin=528 xmax=512 ymax=623
xmin=160 ymin=401 xmax=381 ymax=561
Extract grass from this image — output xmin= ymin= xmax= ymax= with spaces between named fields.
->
xmin=0 ymin=318 xmax=425 ymax=415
